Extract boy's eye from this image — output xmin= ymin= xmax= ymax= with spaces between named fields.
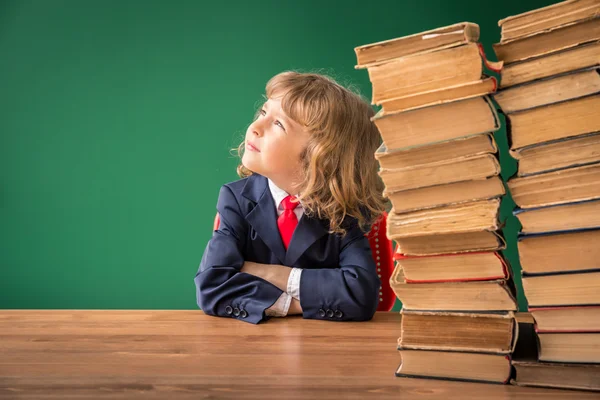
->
xmin=275 ymin=120 xmax=286 ymax=131
xmin=258 ymin=109 xmax=286 ymax=132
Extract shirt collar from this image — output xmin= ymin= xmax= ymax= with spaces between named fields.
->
xmin=268 ymin=178 xmax=303 ymax=210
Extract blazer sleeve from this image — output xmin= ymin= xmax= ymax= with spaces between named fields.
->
xmin=299 ymin=223 xmax=381 ymax=321
xmin=194 ymin=185 xmax=284 ymax=324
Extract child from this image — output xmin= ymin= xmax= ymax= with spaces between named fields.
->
xmin=194 ymin=71 xmax=387 ymax=324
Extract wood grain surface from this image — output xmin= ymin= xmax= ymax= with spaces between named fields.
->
xmin=0 ymin=310 xmax=595 ymax=399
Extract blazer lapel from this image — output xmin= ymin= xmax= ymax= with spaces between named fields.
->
xmin=242 ymin=174 xmax=287 ymax=265
xmin=284 ymin=212 xmax=329 ymax=267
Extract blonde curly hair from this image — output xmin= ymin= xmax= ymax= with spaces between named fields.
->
xmin=235 ymin=71 xmax=388 ymax=235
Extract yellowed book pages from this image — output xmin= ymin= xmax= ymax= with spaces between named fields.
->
xmin=515 ymin=133 xmax=600 ymax=176
xmin=380 ymin=77 xmax=497 ymax=114
xmin=354 ymin=22 xmax=479 ymax=68
xmin=494 ymin=16 xmax=600 ymax=64
xmin=508 ymin=163 xmax=600 ymax=208
xmin=385 ymin=176 xmax=505 ymax=214
xmin=494 ymin=68 xmax=600 ymax=113
xmin=500 ymin=40 xmax=600 ymax=88
xmin=387 ymin=199 xmax=501 ymax=238
xmin=373 ymin=96 xmax=499 ymax=150
xmin=379 ymin=153 xmax=500 ymax=192
xmin=499 ymin=0 xmax=600 ymax=42
xmin=508 ymin=95 xmax=600 ymax=150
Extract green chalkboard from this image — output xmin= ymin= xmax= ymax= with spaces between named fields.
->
xmin=1 ymin=0 xmax=558 ymax=311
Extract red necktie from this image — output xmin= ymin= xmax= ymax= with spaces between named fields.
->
xmin=277 ymin=195 xmax=299 ymax=250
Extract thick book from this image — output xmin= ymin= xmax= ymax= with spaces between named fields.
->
xmin=506 ymin=94 xmax=600 ymax=150
xmin=367 ymin=43 xmax=501 ymax=105
xmin=394 ymin=251 xmax=509 ymax=283
xmin=538 ymin=332 xmax=600 ymax=363
xmin=396 ymin=349 xmax=512 ymax=384
xmin=385 ymin=176 xmax=505 ymax=214
xmin=500 ymin=40 xmax=600 ymax=88
xmin=372 ymin=96 xmax=500 ymax=150
xmin=399 ymin=310 xmax=517 ymax=354
xmin=493 ymin=16 xmax=600 ymax=64
xmin=394 ymin=229 xmax=506 ymax=256
xmin=508 ymin=163 xmax=600 ymax=208
xmin=390 ymin=264 xmax=517 ymax=312
xmin=498 ymin=0 xmax=600 ymax=42
xmin=518 ymin=228 xmax=600 ymax=275
xmin=380 ymin=76 xmax=497 ymax=114
xmin=522 ymin=270 xmax=600 ymax=307
xmin=531 ymin=305 xmax=600 ymax=332
xmin=379 ymin=153 xmax=500 ymax=192
xmin=511 ymin=316 xmax=600 ymax=391
xmin=494 ymin=67 xmax=600 ymax=113
xmin=387 ymin=199 xmax=501 ymax=239
xmin=375 ymin=132 xmax=497 ymax=170
xmin=514 ymin=199 xmax=600 ymax=234
xmin=512 ymin=132 xmax=600 ymax=176
xmin=354 ymin=22 xmax=480 ymax=68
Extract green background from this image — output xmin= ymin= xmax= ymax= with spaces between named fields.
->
xmin=1 ymin=0 xmax=557 ymax=312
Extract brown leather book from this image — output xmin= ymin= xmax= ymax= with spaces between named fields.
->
xmin=399 ymin=310 xmax=517 ymax=354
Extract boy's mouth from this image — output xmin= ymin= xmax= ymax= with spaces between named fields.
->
xmin=246 ymin=141 xmax=261 ymax=152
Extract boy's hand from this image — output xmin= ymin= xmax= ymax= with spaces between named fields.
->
xmin=241 ymin=261 xmax=292 ymax=293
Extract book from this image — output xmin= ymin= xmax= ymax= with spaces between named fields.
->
xmin=375 ymin=133 xmax=497 ymax=170
xmin=385 ymin=176 xmax=505 ymax=214
xmin=394 ymin=230 xmax=506 ymax=256
xmin=394 ymin=251 xmax=509 ymax=283
xmin=522 ymin=270 xmax=600 ymax=307
xmin=511 ymin=316 xmax=600 ymax=391
xmin=498 ymin=0 xmax=600 ymax=42
xmin=494 ymin=16 xmax=600 ymax=64
xmin=512 ymin=132 xmax=600 ymax=176
xmin=518 ymin=228 xmax=600 ymax=275
xmin=538 ymin=332 xmax=600 ymax=363
xmin=380 ymin=76 xmax=497 ymax=114
xmin=494 ymin=67 xmax=600 ymax=113
xmin=506 ymin=94 xmax=600 ymax=150
xmin=399 ymin=310 xmax=517 ymax=354
xmin=367 ymin=43 xmax=500 ymax=105
xmin=508 ymin=163 xmax=600 ymax=209
xmin=387 ymin=199 xmax=501 ymax=239
xmin=500 ymin=40 xmax=600 ymax=88
xmin=390 ymin=264 xmax=517 ymax=311
xmin=531 ymin=306 xmax=600 ymax=333
xmin=512 ymin=360 xmax=600 ymax=391
xmin=373 ymin=96 xmax=500 ymax=150
xmin=354 ymin=22 xmax=480 ymax=68
xmin=379 ymin=153 xmax=500 ymax=192
xmin=396 ymin=349 xmax=512 ymax=384
xmin=515 ymin=199 xmax=600 ymax=234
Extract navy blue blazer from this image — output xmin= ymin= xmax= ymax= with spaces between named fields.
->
xmin=194 ymin=173 xmax=381 ymax=324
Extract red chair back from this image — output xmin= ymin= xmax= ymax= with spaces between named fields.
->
xmin=212 ymin=211 xmax=396 ymax=311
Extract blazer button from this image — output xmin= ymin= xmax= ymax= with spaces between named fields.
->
xmin=225 ymin=306 xmax=233 ymax=315
xmin=233 ymin=307 xmax=240 ymax=317
xmin=318 ymin=309 xmax=326 ymax=317
xmin=334 ymin=310 xmax=343 ymax=319
xmin=240 ymin=309 xmax=248 ymax=318
xmin=326 ymin=309 xmax=334 ymax=318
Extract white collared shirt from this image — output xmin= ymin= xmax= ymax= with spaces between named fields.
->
xmin=264 ymin=179 xmax=303 ymax=317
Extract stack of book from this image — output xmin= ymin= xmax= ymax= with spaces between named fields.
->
xmin=492 ymin=0 xmax=600 ymax=392
xmin=354 ymin=23 xmax=519 ymax=384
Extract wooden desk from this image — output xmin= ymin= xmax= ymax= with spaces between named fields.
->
xmin=0 ymin=311 xmax=595 ymax=399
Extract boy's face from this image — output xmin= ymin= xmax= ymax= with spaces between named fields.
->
xmin=242 ymin=97 xmax=310 ymax=189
